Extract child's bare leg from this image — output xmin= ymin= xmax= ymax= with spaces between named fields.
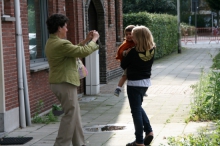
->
xmin=117 ymin=75 xmax=127 ymax=87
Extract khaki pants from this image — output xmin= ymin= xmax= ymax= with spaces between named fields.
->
xmin=50 ymin=83 xmax=85 ymax=146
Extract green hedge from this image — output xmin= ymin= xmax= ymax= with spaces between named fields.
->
xmin=123 ymin=12 xmax=178 ymax=59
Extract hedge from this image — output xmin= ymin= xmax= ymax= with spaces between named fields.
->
xmin=123 ymin=12 xmax=178 ymax=59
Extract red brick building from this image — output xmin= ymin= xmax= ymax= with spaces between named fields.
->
xmin=0 ymin=0 xmax=123 ymax=133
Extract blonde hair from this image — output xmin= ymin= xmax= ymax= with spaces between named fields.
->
xmin=132 ymin=25 xmax=155 ymax=52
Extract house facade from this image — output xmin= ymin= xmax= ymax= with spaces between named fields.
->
xmin=0 ymin=0 xmax=123 ymax=133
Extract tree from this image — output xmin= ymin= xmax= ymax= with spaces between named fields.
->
xmin=123 ymin=0 xmax=177 ymax=14
xmin=180 ymin=0 xmax=191 ymax=14
xmin=205 ymin=0 xmax=220 ymax=26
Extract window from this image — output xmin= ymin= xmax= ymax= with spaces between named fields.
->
xmin=27 ymin=0 xmax=48 ymax=60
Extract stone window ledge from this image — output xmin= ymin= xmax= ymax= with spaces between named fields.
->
xmin=30 ymin=58 xmax=49 ymax=72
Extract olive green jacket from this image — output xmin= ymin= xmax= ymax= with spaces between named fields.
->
xmin=45 ymin=34 xmax=99 ymax=86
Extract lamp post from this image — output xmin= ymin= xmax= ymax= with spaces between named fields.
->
xmin=189 ymin=16 xmax=191 ymax=25
xmin=177 ymin=0 xmax=181 ymax=53
xmin=211 ymin=12 xmax=213 ymax=34
xmin=194 ymin=0 xmax=198 ymax=44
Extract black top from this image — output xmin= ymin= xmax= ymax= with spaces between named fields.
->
xmin=120 ymin=47 xmax=155 ymax=80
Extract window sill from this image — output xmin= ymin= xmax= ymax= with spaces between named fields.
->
xmin=30 ymin=58 xmax=49 ymax=72
xmin=1 ymin=16 xmax=16 ymax=22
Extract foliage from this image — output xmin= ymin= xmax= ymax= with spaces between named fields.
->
xmin=35 ymin=100 xmax=44 ymax=115
xmin=123 ymin=0 xmax=176 ymax=14
xmin=159 ymin=121 xmax=220 ymax=146
xmin=123 ymin=0 xmax=192 ymax=15
xmin=180 ymin=0 xmax=191 ymax=14
xmin=205 ymin=0 xmax=220 ymax=11
xmin=123 ymin=12 xmax=178 ymax=59
xmin=188 ymin=52 xmax=220 ymax=121
xmin=32 ymin=100 xmax=58 ymax=124
xmin=189 ymin=56 xmax=220 ymax=121
xmin=180 ymin=23 xmax=196 ymax=36
xmin=52 ymin=104 xmax=62 ymax=111
xmin=212 ymin=52 xmax=220 ymax=69
xmin=181 ymin=13 xmax=212 ymax=27
xmin=205 ymin=0 xmax=220 ymax=26
xmin=32 ymin=110 xmax=58 ymax=124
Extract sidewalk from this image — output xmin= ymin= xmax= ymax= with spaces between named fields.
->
xmin=4 ymin=42 xmax=220 ymax=146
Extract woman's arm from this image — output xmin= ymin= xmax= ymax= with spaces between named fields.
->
xmin=59 ymin=30 xmax=100 ymax=58
xmin=61 ymin=40 xmax=99 ymax=58
xmin=79 ymin=30 xmax=99 ymax=46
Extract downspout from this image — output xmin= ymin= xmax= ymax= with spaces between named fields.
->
xmin=21 ymin=37 xmax=31 ymax=126
xmin=83 ymin=0 xmax=86 ymax=39
xmin=0 ymin=9 xmax=6 ymax=123
xmin=14 ymin=0 xmax=26 ymax=128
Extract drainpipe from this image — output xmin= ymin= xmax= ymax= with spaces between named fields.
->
xmin=82 ymin=0 xmax=86 ymax=39
xmin=0 ymin=10 xmax=6 ymax=120
xmin=14 ymin=0 xmax=26 ymax=128
xmin=21 ymin=36 xmax=31 ymax=126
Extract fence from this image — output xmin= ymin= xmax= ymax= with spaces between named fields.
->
xmin=181 ymin=27 xmax=220 ymax=44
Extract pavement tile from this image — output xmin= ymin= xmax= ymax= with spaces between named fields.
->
xmin=3 ymin=43 xmax=220 ymax=146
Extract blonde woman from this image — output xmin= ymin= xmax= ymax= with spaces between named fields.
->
xmin=121 ymin=26 xmax=155 ymax=146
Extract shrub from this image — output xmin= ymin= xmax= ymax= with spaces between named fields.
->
xmin=159 ymin=121 xmax=220 ymax=146
xmin=190 ymin=69 xmax=220 ymax=121
xmin=123 ymin=12 xmax=178 ymax=59
xmin=180 ymin=23 xmax=196 ymax=36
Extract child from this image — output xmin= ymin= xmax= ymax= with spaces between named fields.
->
xmin=114 ymin=25 xmax=148 ymax=97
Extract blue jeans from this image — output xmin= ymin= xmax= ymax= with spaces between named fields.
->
xmin=127 ymin=86 xmax=152 ymax=144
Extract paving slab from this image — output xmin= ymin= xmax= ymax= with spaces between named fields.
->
xmin=3 ymin=43 xmax=220 ymax=146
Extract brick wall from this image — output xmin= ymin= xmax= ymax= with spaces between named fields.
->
xmin=27 ymin=0 xmax=66 ymax=115
xmin=1 ymin=0 xmax=123 ymax=115
xmin=65 ymin=0 xmax=85 ymax=93
xmin=1 ymin=0 xmax=19 ymax=111
xmin=106 ymin=0 xmax=124 ymax=82
xmin=106 ymin=0 xmax=123 ymax=82
xmin=98 ymin=0 xmax=123 ymax=83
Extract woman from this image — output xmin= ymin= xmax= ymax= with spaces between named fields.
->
xmin=121 ymin=25 xmax=155 ymax=146
xmin=45 ymin=13 xmax=99 ymax=146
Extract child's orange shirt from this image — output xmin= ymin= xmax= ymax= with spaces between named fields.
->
xmin=115 ymin=40 xmax=135 ymax=61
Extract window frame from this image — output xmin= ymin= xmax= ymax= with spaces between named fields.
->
xmin=39 ymin=0 xmax=49 ymax=59
xmin=27 ymin=0 xmax=49 ymax=64
xmin=28 ymin=0 xmax=49 ymax=71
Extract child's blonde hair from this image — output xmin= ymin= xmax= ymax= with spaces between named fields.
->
xmin=132 ymin=25 xmax=155 ymax=52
